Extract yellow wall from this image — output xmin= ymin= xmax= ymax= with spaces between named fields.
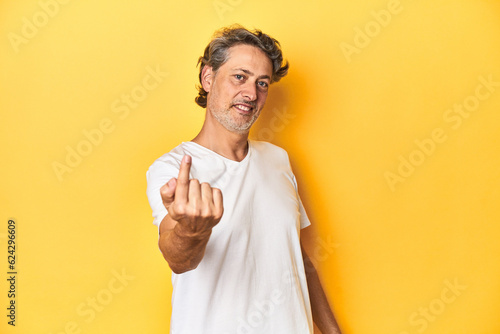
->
xmin=1 ymin=0 xmax=500 ymax=333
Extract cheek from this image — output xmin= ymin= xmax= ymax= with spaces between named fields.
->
xmin=258 ymin=91 xmax=268 ymax=104
xmin=219 ymin=82 xmax=237 ymax=98
xmin=211 ymin=84 xmax=228 ymax=103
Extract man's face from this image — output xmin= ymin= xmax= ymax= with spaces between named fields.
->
xmin=204 ymin=44 xmax=273 ymax=134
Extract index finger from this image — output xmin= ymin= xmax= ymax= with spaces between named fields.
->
xmin=175 ymin=155 xmax=192 ymax=202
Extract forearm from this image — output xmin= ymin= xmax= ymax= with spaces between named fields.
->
xmin=302 ymin=247 xmax=341 ymax=334
xmin=158 ymin=215 xmax=211 ymax=274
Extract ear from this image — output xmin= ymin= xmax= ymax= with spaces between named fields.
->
xmin=201 ymin=66 xmax=214 ymax=93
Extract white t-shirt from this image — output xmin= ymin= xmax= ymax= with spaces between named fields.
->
xmin=146 ymin=140 xmax=313 ymax=334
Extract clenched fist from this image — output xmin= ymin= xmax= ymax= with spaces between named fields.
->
xmin=160 ymin=155 xmax=224 ymax=238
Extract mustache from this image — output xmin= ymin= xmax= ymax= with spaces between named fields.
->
xmin=232 ymin=100 xmax=257 ymax=108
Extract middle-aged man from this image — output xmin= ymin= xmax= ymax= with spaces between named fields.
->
xmin=146 ymin=25 xmax=341 ymax=334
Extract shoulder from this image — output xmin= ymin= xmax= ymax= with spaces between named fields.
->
xmin=147 ymin=141 xmax=215 ymax=179
xmin=249 ymin=140 xmax=289 ymax=159
xmin=147 ymin=143 xmax=186 ymax=176
xmin=249 ymin=140 xmax=293 ymax=172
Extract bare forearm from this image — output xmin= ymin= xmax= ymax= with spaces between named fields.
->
xmin=302 ymin=247 xmax=341 ymax=334
xmin=306 ymin=268 xmax=341 ymax=333
xmin=158 ymin=217 xmax=211 ymax=274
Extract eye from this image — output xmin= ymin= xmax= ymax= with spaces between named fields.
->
xmin=235 ymin=74 xmax=244 ymax=80
xmin=257 ymin=81 xmax=269 ymax=89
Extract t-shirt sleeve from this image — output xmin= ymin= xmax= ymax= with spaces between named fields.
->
xmin=282 ymin=146 xmax=311 ymax=230
xmin=146 ymin=158 xmax=180 ymax=232
xmin=293 ymin=175 xmax=311 ymax=229
xmin=297 ymin=193 xmax=311 ymax=229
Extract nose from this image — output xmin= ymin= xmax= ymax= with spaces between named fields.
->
xmin=241 ymin=82 xmax=257 ymax=101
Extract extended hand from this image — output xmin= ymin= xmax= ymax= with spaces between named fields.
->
xmin=160 ymin=155 xmax=224 ymax=238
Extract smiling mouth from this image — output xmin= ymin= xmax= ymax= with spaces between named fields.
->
xmin=233 ymin=103 xmax=254 ymax=114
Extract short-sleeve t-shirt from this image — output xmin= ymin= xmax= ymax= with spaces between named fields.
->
xmin=146 ymin=140 xmax=313 ymax=334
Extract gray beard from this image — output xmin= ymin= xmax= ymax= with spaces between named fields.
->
xmin=211 ymin=107 xmax=260 ymax=134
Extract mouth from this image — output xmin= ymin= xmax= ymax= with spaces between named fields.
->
xmin=232 ymin=103 xmax=255 ymax=114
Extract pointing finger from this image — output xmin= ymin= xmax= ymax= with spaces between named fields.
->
xmin=175 ymin=155 xmax=192 ymax=203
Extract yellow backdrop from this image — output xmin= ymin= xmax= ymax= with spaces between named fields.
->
xmin=1 ymin=0 xmax=499 ymax=333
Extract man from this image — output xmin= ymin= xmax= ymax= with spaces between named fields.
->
xmin=146 ymin=25 xmax=341 ymax=334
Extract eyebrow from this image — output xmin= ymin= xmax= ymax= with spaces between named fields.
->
xmin=233 ymin=68 xmax=271 ymax=80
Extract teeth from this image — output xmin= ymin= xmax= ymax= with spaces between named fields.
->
xmin=235 ymin=105 xmax=251 ymax=111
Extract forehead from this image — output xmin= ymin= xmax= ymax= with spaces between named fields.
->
xmin=222 ymin=44 xmax=273 ymax=77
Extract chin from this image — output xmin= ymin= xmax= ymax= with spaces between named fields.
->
xmin=228 ymin=125 xmax=252 ymax=134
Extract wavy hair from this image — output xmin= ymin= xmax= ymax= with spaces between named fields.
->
xmin=195 ymin=25 xmax=289 ymax=108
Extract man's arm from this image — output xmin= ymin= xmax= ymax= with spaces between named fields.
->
xmin=158 ymin=155 xmax=223 ymax=274
xmin=302 ymin=243 xmax=342 ymax=334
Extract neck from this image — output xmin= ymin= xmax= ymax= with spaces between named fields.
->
xmin=192 ymin=114 xmax=250 ymax=162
